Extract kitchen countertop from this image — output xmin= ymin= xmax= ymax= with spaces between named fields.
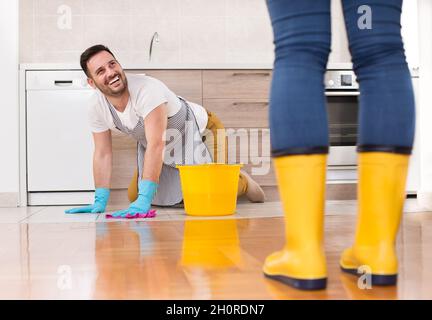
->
xmin=19 ymin=63 xmax=275 ymax=71
xmin=19 ymin=62 xmax=419 ymax=77
xmin=20 ymin=62 xmax=354 ymax=71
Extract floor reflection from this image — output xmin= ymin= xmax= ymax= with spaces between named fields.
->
xmin=180 ymin=219 xmax=244 ymax=299
xmin=0 ymin=210 xmax=431 ymax=299
xmin=94 ymin=221 xmax=173 ymax=299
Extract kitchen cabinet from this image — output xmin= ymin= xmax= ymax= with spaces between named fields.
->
xmin=406 ymin=76 xmax=421 ymax=194
xmin=110 ymin=70 xmax=205 ymax=189
xmin=202 ymin=70 xmax=272 ymax=187
xmin=86 ymin=69 xmax=424 ymax=193
xmin=23 ymin=68 xmax=421 ymax=205
xmin=111 ymin=70 xmax=273 ymax=189
xmin=402 ymin=0 xmax=420 ymax=70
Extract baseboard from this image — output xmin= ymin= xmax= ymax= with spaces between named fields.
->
xmin=0 ymin=192 xmax=19 ymax=208
xmin=28 ymin=192 xmax=95 ymax=206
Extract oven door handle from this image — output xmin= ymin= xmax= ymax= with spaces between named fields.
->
xmin=325 ymin=91 xmax=360 ymax=96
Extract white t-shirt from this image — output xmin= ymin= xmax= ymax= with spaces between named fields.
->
xmin=88 ymin=73 xmax=208 ymax=134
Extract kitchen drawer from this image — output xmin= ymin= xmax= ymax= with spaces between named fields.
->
xmin=203 ymin=70 xmax=271 ymax=99
xmin=128 ymin=70 xmax=202 ymax=104
xmin=203 ymin=99 xmax=269 ymax=128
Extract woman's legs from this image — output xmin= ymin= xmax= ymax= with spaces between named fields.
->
xmin=264 ymin=0 xmax=331 ymax=290
xmin=342 ymin=0 xmax=415 ymax=151
xmin=267 ymin=0 xmax=331 ymax=155
xmin=340 ymin=0 xmax=415 ymax=285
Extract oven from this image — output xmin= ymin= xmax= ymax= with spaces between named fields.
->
xmin=325 ymin=70 xmax=359 ymax=167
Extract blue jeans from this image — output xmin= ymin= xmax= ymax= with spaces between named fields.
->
xmin=266 ymin=0 xmax=415 ymax=156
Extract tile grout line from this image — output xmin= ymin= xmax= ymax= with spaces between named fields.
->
xmin=19 ymin=207 xmax=101 ymax=224
xmin=18 ymin=206 xmax=49 ymax=224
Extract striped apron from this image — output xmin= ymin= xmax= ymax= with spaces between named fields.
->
xmin=107 ymin=97 xmax=212 ymax=206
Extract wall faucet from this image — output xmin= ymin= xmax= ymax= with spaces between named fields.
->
xmin=149 ymin=32 xmax=160 ymax=62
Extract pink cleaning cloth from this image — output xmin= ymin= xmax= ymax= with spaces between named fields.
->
xmin=106 ymin=209 xmax=157 ymax=220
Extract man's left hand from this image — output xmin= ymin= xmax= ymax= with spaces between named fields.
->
xmin=110 ymin=180 xmax=158 ymax=218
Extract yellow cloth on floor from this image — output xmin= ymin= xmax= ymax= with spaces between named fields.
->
xmin=128 ymin=109 xmax=248 ymax=202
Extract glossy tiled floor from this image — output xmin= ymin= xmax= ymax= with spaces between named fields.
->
xmin=0 ymin=199 xmax=431 ymax=299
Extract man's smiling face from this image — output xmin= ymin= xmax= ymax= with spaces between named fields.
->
xmin=86 ymin=50 xmax=128 ymax=97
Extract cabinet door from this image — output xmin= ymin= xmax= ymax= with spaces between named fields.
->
xmin=406 ymin=77 xmax=420 ymax=193
xmin=401 ymin=0 xmax=420 ymax=70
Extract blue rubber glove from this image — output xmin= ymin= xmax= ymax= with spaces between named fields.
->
xmin=110 ymin=180 xmax=158 ymax=218
xmin=65 ymin=188 xmax=110 ymax=214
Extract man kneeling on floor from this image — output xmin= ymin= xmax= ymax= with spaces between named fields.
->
xmin=65 ymin=45 xmax=265 ymax=217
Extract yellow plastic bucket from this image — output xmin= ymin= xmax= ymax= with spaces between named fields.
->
xmin=176 ymin=163 xmax=243 ymax=216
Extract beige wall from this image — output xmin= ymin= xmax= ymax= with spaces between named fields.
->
xmin=19 ymin=0 xmax=353 ymax=65
xmin=0 ymin=0 xmax=19 ymax=206
xmin=19 ymin=0 xmax=274 ymax=64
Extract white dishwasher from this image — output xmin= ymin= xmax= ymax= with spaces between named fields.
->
xmin=26 ymin=71 xmax=96 ymax=205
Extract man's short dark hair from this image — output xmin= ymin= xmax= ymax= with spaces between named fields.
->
xmin=80 ymin=45 xmax=116 ymax=77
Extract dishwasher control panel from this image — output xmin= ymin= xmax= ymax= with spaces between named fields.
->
xmin=26 ymin=70 xmax=92 ymax=90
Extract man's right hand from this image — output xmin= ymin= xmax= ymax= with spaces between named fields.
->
xmin=65 ymin=188 xmax=110 ymax=214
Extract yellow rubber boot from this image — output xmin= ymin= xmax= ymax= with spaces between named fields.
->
xmin=263 ymin=154 xmax=327 ymax=290
xmin=340 ymin=152 xmax=410 ymax=286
